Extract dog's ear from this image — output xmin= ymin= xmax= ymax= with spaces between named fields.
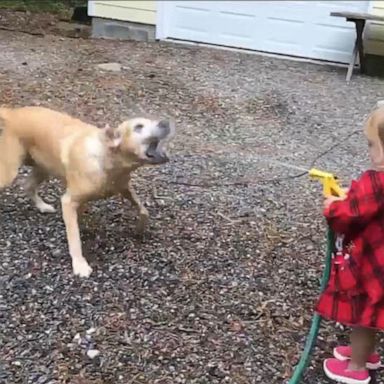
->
xmin=103 ymin=124 xmax=122 ymax=149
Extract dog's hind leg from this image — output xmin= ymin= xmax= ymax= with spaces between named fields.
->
xmin=24 ymin=167 xmax=56 ymax=213
xmin=0 ymin=133 xmax=25 ymax=190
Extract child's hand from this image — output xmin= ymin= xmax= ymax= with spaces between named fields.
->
xmin=324 ymin=196 xmax=345 ymax=210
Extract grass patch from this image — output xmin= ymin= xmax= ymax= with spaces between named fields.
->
xmin=0 ymin=0 xmax=87 ymax=14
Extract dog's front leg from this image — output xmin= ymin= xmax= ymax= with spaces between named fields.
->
xmin=122 ymin=181 xmax=149 ymax=235
xmin=61 ymin=193 xmax=92 ymax=277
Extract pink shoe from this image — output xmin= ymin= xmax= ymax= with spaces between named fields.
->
xmin=324 ymin=359 xmax=370 ymax=384
xmin=333 ymin=346 xmax=381 ymax=370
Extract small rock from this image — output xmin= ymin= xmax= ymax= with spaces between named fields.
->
xmin=73 ymin=333 xmax=81 ymax=344
xmin=87 ymin=349 xmax=100 ymax=359
xmin=96 ymin=63 xmax=122 ymax=72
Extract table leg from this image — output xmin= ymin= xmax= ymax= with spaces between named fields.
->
xmin=355 ymin=19 xmax=366 ymax=74
xmin=346 ymin=38 xmax=358 ymax=82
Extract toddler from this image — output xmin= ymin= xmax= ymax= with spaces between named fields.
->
xmin=317 ymin=106 xmax=384 ymax=384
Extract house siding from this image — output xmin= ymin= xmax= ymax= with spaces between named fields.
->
xmin=366 ymin=1 xmax=384 ymax=54
xmin=89 ymin=1 xmax=156 ymax=25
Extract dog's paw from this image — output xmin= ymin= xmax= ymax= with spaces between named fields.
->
xmin=73 ymin=260 xmax=93 ymax=278
xmin=36 ymin=201 xmax=56 ymax=214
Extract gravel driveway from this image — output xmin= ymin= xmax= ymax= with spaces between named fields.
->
xmin=1 ymin=27 xmax=384 ymax=384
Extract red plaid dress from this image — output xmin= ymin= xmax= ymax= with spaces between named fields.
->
xmin=316 ymin=170 xmax=384 ymax=329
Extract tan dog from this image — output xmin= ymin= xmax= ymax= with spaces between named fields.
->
xmin=0 ymin=106 xmax=174 ymax=277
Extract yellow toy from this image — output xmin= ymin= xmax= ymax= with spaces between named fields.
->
xmin=308 ymin=168 xmax=346 ymax=198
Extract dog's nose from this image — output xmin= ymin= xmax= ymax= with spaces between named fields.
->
xmin=158 ymin=120 xmax=170 ymax=136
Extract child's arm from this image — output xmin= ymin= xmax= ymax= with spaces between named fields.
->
xmin=324 ymin=170 xmax=384 ymax=234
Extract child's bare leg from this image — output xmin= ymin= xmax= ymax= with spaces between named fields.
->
xmin=350 ymin=327 xmax=376 ymax=370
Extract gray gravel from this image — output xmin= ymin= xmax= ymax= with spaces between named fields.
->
xmin=0 ymin=26 xmax=384 ymax=384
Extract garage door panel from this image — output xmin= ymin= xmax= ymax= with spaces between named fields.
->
xmin=171 ymin=6 xmax=211 ymax=35
xmin=311 ymin=27 xmax=357 ymax=61
xmin=217 ymin=14 xmax=255 ymax=40
xmin=313 ymin=24 xmax=358 ymax=48
xmin=212 ymin=1 xmax=257 ymax=14
xmin=266 ymin=19 xmax=305 ymax=45
xmin=319 ymin=1 xmax=369 ymax=11
xmin=263 ymin=41 xmax=305 ymax=58
xmin=174 ymin=1 xmax=215 ymax=11
xmin=263 ymin=3 xmax=313 ymax=21
xmin=267 ymin=15 xmax=307 ymax=24
xmin=315 ymin=22 xmax=352 ymax=30
xmin=218 ymin=10 xmax=255 ymax=20
xmin=203 ymin=30 xmax=254 ymax=51
xmin=160 ymin=1 xmax=370 ymax=63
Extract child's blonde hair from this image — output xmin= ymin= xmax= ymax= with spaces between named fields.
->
xmin=365 ymin=105 xmax=384 ymax=145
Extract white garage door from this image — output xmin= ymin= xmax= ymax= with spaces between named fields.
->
xmin=157 ymin=1 xmax=370 ymax=63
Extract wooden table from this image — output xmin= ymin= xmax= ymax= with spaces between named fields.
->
xmin=331 ymin=11 xmax=384 ymax=82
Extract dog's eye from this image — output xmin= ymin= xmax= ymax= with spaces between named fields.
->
xmin=134 ymin=124 xmax=144 ymax=132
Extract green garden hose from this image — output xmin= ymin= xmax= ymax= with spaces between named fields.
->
xmin=288 ymin=228 xmax=334 ymax=384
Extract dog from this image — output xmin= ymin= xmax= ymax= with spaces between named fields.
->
xmin=0 ymin=106 xmax=174 ymax=277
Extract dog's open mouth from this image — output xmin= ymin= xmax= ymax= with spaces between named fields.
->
xmin=145 ymin=154 xmax=169 ymax=165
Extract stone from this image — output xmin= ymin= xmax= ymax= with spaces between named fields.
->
xmin=86 ymin=349 xmax=100 ymax=359
xmin=96 ymin=63 xmax=122 ymax=72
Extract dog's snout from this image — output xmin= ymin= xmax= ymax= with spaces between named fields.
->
xmin=158 ymin=120 xmax=170 ymax=129
xmin=145 ymin=146 xmax=169 ymax=164
xmin=145 ymin=148 xmax=156 ymax=158
xmin=158 ymin=120 xmax=170 ymax=135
